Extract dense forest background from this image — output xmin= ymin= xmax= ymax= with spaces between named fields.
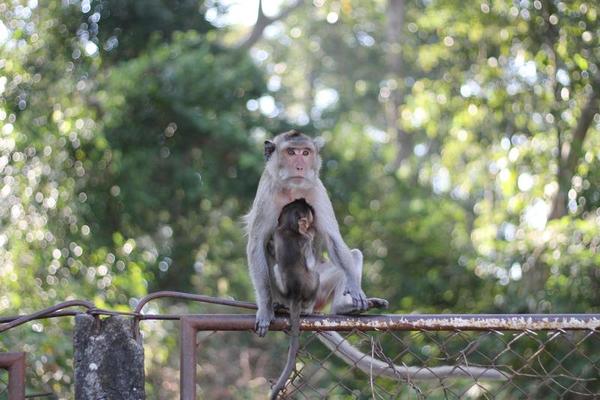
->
xmin=0 ymin=0 xmax=599 ymax=397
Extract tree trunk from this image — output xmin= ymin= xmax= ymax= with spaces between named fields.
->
xmin=548 ymin=90 xmax=599 ymax=220
xmin=385 ymin=0 xmax=412 ymax=170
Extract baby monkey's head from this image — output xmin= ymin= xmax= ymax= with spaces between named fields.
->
xmin=278 ymin=198 xmax=314 ymax=236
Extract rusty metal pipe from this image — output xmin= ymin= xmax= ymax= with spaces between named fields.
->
xmin=0 ymin=352 xmax=26 ymax=400
xmin=180 ymin=317 xmax=198 ymax=400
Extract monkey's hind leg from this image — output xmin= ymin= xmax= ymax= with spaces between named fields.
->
xmin=325 ymin=249 xmax=388 ymax=314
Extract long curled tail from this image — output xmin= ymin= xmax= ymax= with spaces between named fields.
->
xmin=270 ymin=304 xmax=301 ymax=399
xmin=317 ymin=331 xmax=507 ymax=381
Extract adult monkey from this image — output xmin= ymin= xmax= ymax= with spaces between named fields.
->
xmin=245 ymin=129 xmax=386 ymax=337
xmin=245 ymin=130 xmax=505 ymax=382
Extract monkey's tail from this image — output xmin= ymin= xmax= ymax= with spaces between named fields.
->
xmin=270 ymin=304 xmax=301 ymax=400
xmin=317 ymin=331 xmax=507 ymax=381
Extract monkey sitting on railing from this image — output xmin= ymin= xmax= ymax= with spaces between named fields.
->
xmin=269 ymin=199 xmax=319 ymax=400
xmin=245 ymin=130 xmax=504 ymax=392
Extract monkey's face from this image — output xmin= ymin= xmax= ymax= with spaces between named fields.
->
xmin=277 ymin=145 xmax=318 ymax=188
xmin=297 ymin=209 xmax=314 ymax=236
xmin=265 ymin=131 xmax=322 ymax=189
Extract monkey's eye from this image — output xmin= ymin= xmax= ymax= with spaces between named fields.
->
xmin=302 ymin=150 xmax=310 ymax=156
xmin=287 ymin=148 xmax=296 ymax=156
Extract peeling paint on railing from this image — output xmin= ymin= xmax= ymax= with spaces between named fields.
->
xmin=302 ymin=314 xmax=600 ymax=331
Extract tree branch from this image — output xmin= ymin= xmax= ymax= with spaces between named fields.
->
xmin=237 ymin=0 xmax=304 ymax=50
xmin=384 ymin=0 xmax=411 ymax=170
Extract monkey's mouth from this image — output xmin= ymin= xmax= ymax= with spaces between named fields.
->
xmin=285 ymin=175 xmax=313 ymax=188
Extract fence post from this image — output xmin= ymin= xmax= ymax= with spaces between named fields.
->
xmin=0 ymin=352 xmax=26 ymax=400
xmin=180 ymin=317 xmax=197 ymax=400
xmin=74 ymin=315 xmax=145 ymax=400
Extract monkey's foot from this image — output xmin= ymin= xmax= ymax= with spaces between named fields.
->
xmin=334 ymin=297 xmax=389 ymax=315
xmin=368 ymin=297 xmax=389 ymax=310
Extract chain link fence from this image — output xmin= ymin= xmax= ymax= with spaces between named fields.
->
xmin=182 ymin=314 xmax=600 ymax=399
xmin=2 ymin=295 xmax=599 ymax=398
xmin=0 ymin=370 xmax=8 ymax=400
xmin=288 ymin=329 xmax=599 ymax=398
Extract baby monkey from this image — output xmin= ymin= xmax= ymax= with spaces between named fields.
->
xmin=270 ymin=199 xmax=319 ymax=399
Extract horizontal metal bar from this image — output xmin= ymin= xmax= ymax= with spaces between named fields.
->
xmin=3 ymin=310 xmax=599 ymax=331
xmin=181 ymin=313 xmax=600 ymax=332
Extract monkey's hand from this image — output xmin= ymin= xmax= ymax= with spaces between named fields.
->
xmin=255 ymin=307 xmax=274 ymax=337
xmin=343 ymin=285 xmax=369 ymax=312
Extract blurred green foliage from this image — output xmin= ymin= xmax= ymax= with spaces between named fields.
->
xmin=0 ymin=0 xmax=599 ymax=397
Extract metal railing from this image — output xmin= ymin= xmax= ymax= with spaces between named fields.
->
xmin=180 ymin=314 xmax=600 ymax=399
xmin=2 ymin=293 xmax=599 ymax=399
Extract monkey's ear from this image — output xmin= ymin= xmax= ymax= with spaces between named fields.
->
xmin=313 ymin=136 xmax=325 ymax=151
xmin=264 ymin=140 xmax=276 ymax=161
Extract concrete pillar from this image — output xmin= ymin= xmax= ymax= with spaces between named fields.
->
xmin=74 ymin=315 xmax=145 ymax=400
